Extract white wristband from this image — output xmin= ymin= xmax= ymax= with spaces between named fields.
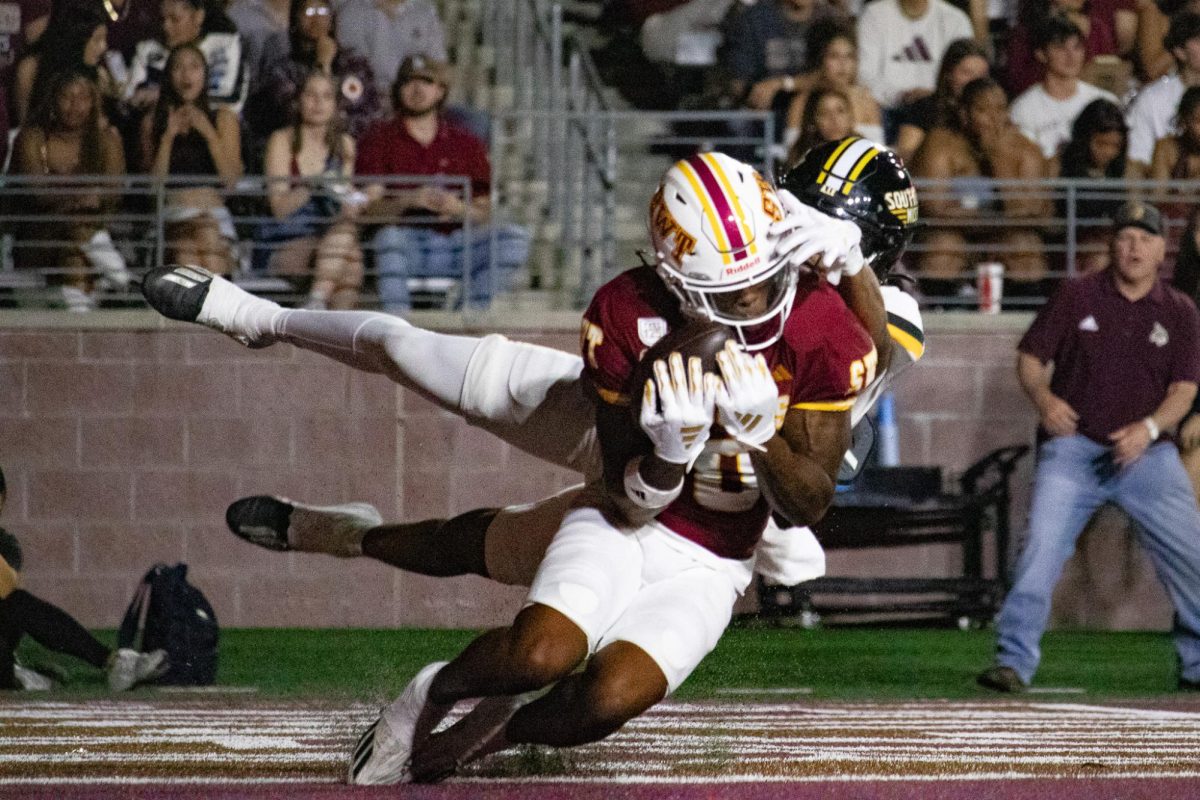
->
xmin=782 ymin=75 xmax=796 ymax=92
xmin=623 ymin=457 xmax=684 ymax=510
xmin=1144 ymin=416 xmax=1160 ymax=441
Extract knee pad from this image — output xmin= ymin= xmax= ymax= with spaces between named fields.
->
xmin=461 ymin=334 xmax=584 ymax=426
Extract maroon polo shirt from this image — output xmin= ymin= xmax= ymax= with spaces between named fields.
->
xmin=1019 ymin=271 xmax=1200 ymax=443
xmin=355 ymin=115 xmax=490 ymax=233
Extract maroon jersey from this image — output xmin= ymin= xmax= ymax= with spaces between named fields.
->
xmin=581 ymin=266 xmax=876 ymax=559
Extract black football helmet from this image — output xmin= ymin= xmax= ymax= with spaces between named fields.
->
xmin=780 ymin=137 xmax=917 ymax=279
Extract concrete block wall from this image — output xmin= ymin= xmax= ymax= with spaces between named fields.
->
xmin=0 ymin=313 xmax=1172 ymax=630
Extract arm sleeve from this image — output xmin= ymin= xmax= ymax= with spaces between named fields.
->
xmin=789 ymin=300 xmax=875 ymax=411
xmin=464 ymin=134 xmax=491 ymax=195
xmin=581 ymin=285 xmax=640 ymax=406
xmin=1017 ymin=282 xmax=1073 ymax=363
xmin=354 ymin=126 xmax=386 ymax=176
xmin=883 ymin=285 xmax=925 ymax=368
xmin=1173 ymin=301 xmax=1200 ymax=384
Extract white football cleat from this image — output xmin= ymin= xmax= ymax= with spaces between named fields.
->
xmin=225 ymin=496 xmax=382 ymax=557
xmin=349 ymin=661 xmax=449 ymax=785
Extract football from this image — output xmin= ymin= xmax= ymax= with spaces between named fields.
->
xmin=629 ymin=319 xmax=733 ymax=419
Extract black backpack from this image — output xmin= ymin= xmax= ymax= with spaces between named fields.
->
xmin=118 ymin=563 xmax=219 ymax=685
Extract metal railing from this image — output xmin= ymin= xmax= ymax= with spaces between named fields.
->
xmin=1 ymin=174 xmax=1191 ymax=310
xmin=0 ymin=174 xmax=494 ymax=310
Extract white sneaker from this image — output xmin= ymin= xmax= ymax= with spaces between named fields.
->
xmin=108 ymin=648 xmax=168 ymax=691
xmin=140 ymin=265 xmax=280 ymax=348
xmin=349 ymin=661 xmax=448 ymax=785
xmin=225 ymin=495 xmax=382 ymax=557
xmin=61 ymin=286 xmax=96 ymax=313
xmin=13 ymin=663 xmax=55 ymax=691
xmin=82 ymin=229 xmax=133 ymax=290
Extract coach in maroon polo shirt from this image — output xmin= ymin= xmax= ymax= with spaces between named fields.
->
xmin=356 ymin=55 xmax=530 ymax=312
xmin=978 ymin=201 xmax=1200 ymax=694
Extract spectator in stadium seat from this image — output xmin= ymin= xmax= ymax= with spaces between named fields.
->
xmin=1005 ymin=0 xmax=1136 ymax=98
xmin=334 ymin=0 xmax=445 ymax=113
xmin=11 ymin=68 xmax=129 ymax=312
xmin=1009 ymin=15 xmax=1119 ymax=161
xmin=855 ymin=0 xmax=973 ymax=135
xmin=0 ymin=0 xmax=50 ymax=89
xmin=1133 ymin=0 xmax=1200 ymax=83
xmin=893 ymin=37 xmax=990 ymax=164
xmin=256 ymin=70 xmax=365 ymax=309
xmin=140 ymin=43 xmax=243 ymax=275
xmin=124 ymin=0 xmax=248 ymax=116
xmin=1150 ymin=85 xmax=1200 ymax=180
xmin=781 ymin=19 xmax=882 ymax=155
xmin=1055 ymin=98 xmax=1130 ymax=275
xmin=356 ymin=56 xmax=529 ymax=312
xmin=12 ymin=2 xmax=116 ymax=125
xmin=0 ymin=524 xmax=168 ymax=693
xmin=102 ymin=0 xmax=164 ymax=64
xmin=718 ymin=0 xmax=833 ymax=119
xmin=244 ymin=0 xmax=379 ymax=166
xmin=1127 ymin=11 xmax=1200 ymax=177
xmin=978 ymin=200 xmax=1200 ymax=694
xmin=785 ymin=87 xmax=859 ymax=166
xmin=1150 ymin=86 xmax=1200 ymax=230
xmin=910 ymin=76 xmax=1050 ymax=298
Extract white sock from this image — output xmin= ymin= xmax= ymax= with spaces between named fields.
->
xmin=196 ymin=275 xmax=285 ymax=345
xmin=274 ymin=310 xmax=479 ymax=412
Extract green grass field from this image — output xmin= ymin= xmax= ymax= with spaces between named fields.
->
xmin=17 ymin=624 xmax=1186 ymax=699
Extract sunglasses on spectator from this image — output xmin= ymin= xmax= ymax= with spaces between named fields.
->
xmin=304 ymin=6 xmax=331 ymax=16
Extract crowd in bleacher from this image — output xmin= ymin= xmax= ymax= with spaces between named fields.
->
xmin=0 ymin=0 xmax=529 ymax=311
xmin=8 ymin=0 xmax=1200 ymax=310
xmin=594 ymin=0 xmax=1200 ymax=303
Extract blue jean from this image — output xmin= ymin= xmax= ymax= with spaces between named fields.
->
xmin=373 ymin=223 xmax=530 ymax=312
xmin=995 ymin=434 xmax=1200 ymax=684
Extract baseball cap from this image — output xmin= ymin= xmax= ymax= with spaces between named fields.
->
xmin=1112 ymin=201 xmax=1163 ymax=236
xmin=396 ymin=55 xmax=451 ymax=88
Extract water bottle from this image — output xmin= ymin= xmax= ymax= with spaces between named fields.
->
xmin=876 ymin=391 xmax=900 ymax=467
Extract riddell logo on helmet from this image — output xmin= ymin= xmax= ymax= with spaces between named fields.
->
xmin=723 ymin=255 xmax=760 ymax=277
xmin=649 ymin=188 xmax=697 ymax=262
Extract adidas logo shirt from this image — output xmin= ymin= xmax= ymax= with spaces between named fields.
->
xmin=857 ymin=0 xmax=973 ymax=108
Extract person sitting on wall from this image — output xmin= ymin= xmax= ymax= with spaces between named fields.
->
xmin=355 ymin=56 xmax=530 ymax=312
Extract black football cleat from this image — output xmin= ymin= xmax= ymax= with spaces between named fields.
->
xmin=226 ymin=495 xmax=382 ymax=557
xmin=226 ymin=495 xmax=295 ymax=552
xmin=140 ymin=264 xmax=274 ymax=348
xmin=141 ymin=264 xmax=215 ymax=322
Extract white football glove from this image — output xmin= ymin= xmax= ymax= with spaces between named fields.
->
xmin=639 ymin=352 xmax=719 ymax=466
xmin=771 ymin=188 xmax=865 ymax=285
xmin=715 ymin=341 xmax=780 ymax=451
